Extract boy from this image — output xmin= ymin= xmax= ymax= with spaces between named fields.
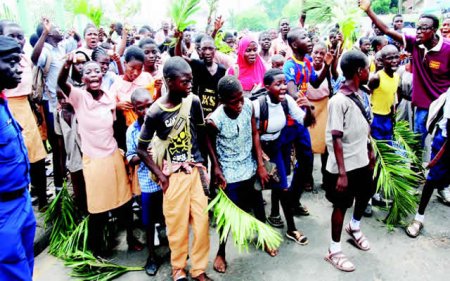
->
xmin=323 ymin=50 xmax=375 ymax=272
xmin=271 ymin=54 xmax=285 ymax=70
xmin=280 ymin=27 xmax=332 ymax=215
xmin=0 ymin=35 xmax=36 ymax=281
xmin=126 ymin=88 xmax=165 ymax=276
xmin=137 ymin=57 xmax=212 ymax=281
xmin=359 ymin=37 xmax=371 ymax=56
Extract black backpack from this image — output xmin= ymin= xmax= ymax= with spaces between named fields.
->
xmin=250 ymin=89 xmax=289 ymax=135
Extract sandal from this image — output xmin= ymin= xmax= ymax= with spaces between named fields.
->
xmin=264 ymin=244 xmax=278 ymax=257
xmin=286 ymin=230 xmax=309 ymax=245
xmin=172 ymin=269 xmax=187 ymax=281
xmin=405 ymin=219 xmax=423 ymax=238
xmin=213 ymin=255 xmax=227 ymax=273
xmin=345 ymin=224 xmax=370 ymax=251
xmin=324 ymin=250 xmax=355 ymax=272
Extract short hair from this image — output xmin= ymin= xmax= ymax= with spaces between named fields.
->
xmin=217 ymin=76 xmax=242 ymax=101
xmin=392 ymin=14 xmax=403 ymax=22
xmin=138 ymin=27 xmax=150 ymax=35
xmin=223 ymin=32 xmax=234 ymax=41
xmin=138 ymin=38 xmax=157 ymax=49
xmin=278 ymin=18 xmax=289 ymax=26
xmin=29 ymin=33 xmax=39 ymax=47
xmin=380 ymin=44 xmax=399 ymax=58
xmin=75 ymin=50 xmax=90 ymax=62
xmin=371 ymin=36 xmax=387 ymax=50
xmin=313 ymin=41 xmax=327 ymax=50
xmin=91 ymin=47 xmax=108 ymax=61
xmin=359 ymin=37 xmax=370 ymax=46
xmin=124 ymin=46 xmax=145 ymax=63
xmin=200 ymin=35 xmax=215 ymax=46
xmin=81 ymin=61 xmax=100 ymax=75
xmin=259 ymin=31 xmax=270 ymax=41
xmin=83 ymin=24 xmax=97 ymax=37
xmin=263 ymin=68 xmax=284 ymax=86
xmin=36 ymin=23 xmax=43 ymax=37
xmin=419 ymin=14 xmax=439 ymax=29
xmin=195 ymin=33 xmax=206 ymax=44
xmin=163 ymin=56 xmax=191 ymax=80
xmin=0 ymin=20 xmax=13 ymax=35
xmin=340 ymin=50 xmax=368 ymax=79
xmin=287 ymin=27 xmax=306 ymax=46
xmin=271 ymin=54 xmax=285 ymax=63
xmin=0 ymin=35 xmax=21 ymax=56
xmin=130 ymin=88 xmax=151 ymax=104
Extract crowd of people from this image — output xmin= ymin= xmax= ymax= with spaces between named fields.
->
xmin=0 ymin=0 xmax=449 ymax=280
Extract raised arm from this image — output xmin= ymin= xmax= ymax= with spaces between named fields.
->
xmin=310 ymin=52 xmax=333 ymax=89
xmin=31 ymin=18 xmax=51 ymax=65
xmin=359 ymin=0 xmax=403 ymax=43
xmin=57 ymin=53 xmax=74 ymax=97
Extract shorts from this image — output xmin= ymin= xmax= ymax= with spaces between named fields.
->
xmin=427 ymin=129 xmax=450 ymax=188
xmin=323 ymin=166 xmax=375 ymax=209
xmin=141 ymin=190 xmax=164 ymax=228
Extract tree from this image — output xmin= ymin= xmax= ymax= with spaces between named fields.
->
xmin=372 ymin=0 xmax=397 ymax=14
xmin=235 ymin=8 xmax=270 ymax=31
xmin=281 ymin=0 xmax=303 ymax=23
xmin=259 ymin=0 xmax=289 ymax=21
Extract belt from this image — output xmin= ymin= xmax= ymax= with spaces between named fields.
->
xmin=0 ymin=187 xmax=26 ymax=202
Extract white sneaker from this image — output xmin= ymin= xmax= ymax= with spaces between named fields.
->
xmin=438 ymin=187 xmax=450 ymax=204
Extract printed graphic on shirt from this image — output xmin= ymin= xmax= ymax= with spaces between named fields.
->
xmin=200 ymin=88 xmax=217 ymax=115
xmin=166 ymin=119 xmax=192 ymax=163
xmin=429 ymin=60 xmax=440 ymax=70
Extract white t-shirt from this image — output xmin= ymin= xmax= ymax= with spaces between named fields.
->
xmin=326 ymin=91 xmax=370 ymax=174
xmin=438 ymin=88 xmax=450 ymax=137
xmin=253 ymin=94 xmax=305 ymax=141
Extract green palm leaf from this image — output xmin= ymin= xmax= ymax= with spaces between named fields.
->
xmin=170 ymin=0 xmax=201 ymax=31
xmin=373 ymin=122 xmax=423 ymax=227
xmin=208 ymin=188 xmax=283 ymax=252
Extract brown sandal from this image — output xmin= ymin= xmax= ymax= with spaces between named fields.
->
xmin=345 ymin=224 xmax=370 ymax=251
xmin=324 ymin=251 xmax=355 ymax=272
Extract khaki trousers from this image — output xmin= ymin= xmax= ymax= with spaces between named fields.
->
xmin=163 ymin=167 xmax=210 ymax=277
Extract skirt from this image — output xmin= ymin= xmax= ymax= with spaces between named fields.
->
xmin=8 ymin=96 xmax=47 ymax=163
xmin=308 ymin=97 xmax=329 ymax=154
xmin=83 ymin=149 xmax=132 ymax=214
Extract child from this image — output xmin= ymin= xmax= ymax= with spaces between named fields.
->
xmin=254 ymin=68 xmax=310 ymax=245
xmin=359 ymin=37 xmax=371 ymax=56
xmin=137 ymin=57 xmax=212 ymax=281
xmin=281 ymin=27 xmax=332 ymax=214
xmin=126 ymin=88 xmax=165 ymax=276
xmin=91 ymin=47 xmax=120 ymax=91
xmin=323 ymin=50 xmax=375 ymax=272
xmin=271 ymin=54 xmax=285 ymax=70
xmin=259 ymin=31 xmax=272 ymax=68
xmin=57 ymin=57 xmax=143 ymax=257
xmin=206 ymin=76 xmax=273 ymax=274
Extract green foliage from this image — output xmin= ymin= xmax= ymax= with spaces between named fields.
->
xmin=373 ymin=121 xmax=424 ymax=227
xmin=65 ymin=0 xmax=104 ymax=27
xmin=260 ymin=0 xmax=290 ymax=21
xmin=113 ymin=0 xmax=141 ymax=19
xmin=215 ymin=31 xmax=235 ymax=54
xmin=393 ymin=120 xmax=424 ymax=172
xmin=208 ymin=189 xmax=283 ymax=252
xmin=281 ymin=0 xmax=304 ymax=23
xmin=372 ymin=0 xmax=397 ymax=14
xmin=235 ymin=8 xmax=271 ymax=32
xmin=205 ymin=0 xmax=219 ymax=32
xmin=170 ymin=0 xmax=201 ymax=31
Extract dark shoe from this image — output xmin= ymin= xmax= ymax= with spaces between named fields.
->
xmin=363 ymin=203 xmax=372 ymax=217
xmin=127 ymin=237 xmax=144 ymax=251
xmin=267 ymin=215 xmax=284 ymax=228
xmin=293 ymin=205 xmax=310 ymax=216
xmin=144 ymin=256 xmax=159 ymax=276
xmin=192 ymin=272 xmax=213 ymax=281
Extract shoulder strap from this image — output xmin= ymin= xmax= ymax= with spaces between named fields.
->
xmin=167 ymin=94 xmax=194 ymax=140
xmin=258 ymin=95 xmax=269 ymax=134
xmin=43 ymin=52 xmax=52 ymax=75
xmin=281 ymin=99 xmax=289 ymax=116
xmin=346 ymin=93 xmax=371 ymax=125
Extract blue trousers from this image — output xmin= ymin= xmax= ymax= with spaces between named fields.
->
xmin=414 ymin=107 xmax=428 ymax=148
xmin=427 ymin=129 xmax=450 ymax=188
xmin=371 ymin=113 xmax=394 ymax=141
xmin=0 ymin=191 xmax=36 ymax=281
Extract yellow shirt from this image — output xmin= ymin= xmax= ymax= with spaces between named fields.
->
xmin=371 ymin=70 xmax=400 ymax=115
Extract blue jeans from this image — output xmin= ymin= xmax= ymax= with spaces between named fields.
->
xmin=414 ymin=107 xmax=428 ymax=148
xmin=371 ymin=114 xmax=394 ymax=141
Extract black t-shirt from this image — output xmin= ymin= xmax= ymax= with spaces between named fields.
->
xmin=190 ymin=59 xmax=226 ymax=116
xmin=139 ymin=95 xmax=205 ymax=163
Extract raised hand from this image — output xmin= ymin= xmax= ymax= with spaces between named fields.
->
xmin=324 ymin=51 xmax=334 ymax=66
xmin=358 ymin=0 xmax=371 ymax=12
xmin=214 ymin=16 xmax=224 ymax=31
xmin=42 ymin=17 xmax=52 ymax=35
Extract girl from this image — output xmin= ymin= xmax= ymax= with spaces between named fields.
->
xmin=206 ymin=76 xmax=274 ymax=274
xmin=139 ymin=38 xmax=164 ymax=99
xmin=253 ymin=68 xmax=311 ymax=245
xmin=57 ymin=57 xmax=142 ymax=256
xmin=77 ymin=24 xmax=99 ymax=58
xmin=228 ymin=36 xmax=267 ymax=96
xmin=91 ymin=47 xmax=120 ymax=91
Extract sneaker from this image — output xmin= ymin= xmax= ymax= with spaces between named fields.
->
xmin=438 ymin=187 xmax=450 ymax=204
xmin=363 ymin=203 xmax=372 ymax=217
xmin=267 ymin=216 xmax=284 ymax=228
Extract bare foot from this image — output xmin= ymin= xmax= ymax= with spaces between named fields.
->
xmin=264 ymin=245 xmax=278 ymax=257
xmin=213 ymin=255 xmax=227 ymax=273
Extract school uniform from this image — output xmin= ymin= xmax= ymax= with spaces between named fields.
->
xmin=0 ymin=95 xmax=36 ymax=281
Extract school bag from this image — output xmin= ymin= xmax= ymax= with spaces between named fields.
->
xmin=426 ymin=91 xmax=447 ymax=135
xmin=31 ymin=55 xmax=52 ymax=103
xmin=150 ymin=94 xmax=193 ymax=181
xmin=249 ymin=89 xmax=289 ymax=135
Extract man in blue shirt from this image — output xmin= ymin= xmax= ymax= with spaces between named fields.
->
xmin=0 ymin=35 xmax=36 ymax=281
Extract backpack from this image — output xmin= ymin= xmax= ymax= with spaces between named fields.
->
xmin=249 ymin=89 xmax=289 ymax=135
xmin=426 ymin=91 xmax=447 ymax=135
xmin=31 ymin=55 xmax=52 ymax=103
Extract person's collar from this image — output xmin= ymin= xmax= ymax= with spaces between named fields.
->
xmin=418 ymin=33 xmax=443 ymax=52
xmin=291 ymin=55 xmax=305 ymax=64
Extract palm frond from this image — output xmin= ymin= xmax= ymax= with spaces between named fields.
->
xmin=208 ymin=189 xmax=283 ymax=252
xmin=66 ymin=0 xmax=103 ymax=27
xmin=373 ymin=137 xmax=421 ymax=227
xmin=215 ymin=31 xmax=235 ymax=54
xmin=170 ymin=0 xmax=201 ymax=31
xmin=205 ymin=0 xmax=219 ymax=32
xmin=393 ymin=120 xmax=424 ymax=171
